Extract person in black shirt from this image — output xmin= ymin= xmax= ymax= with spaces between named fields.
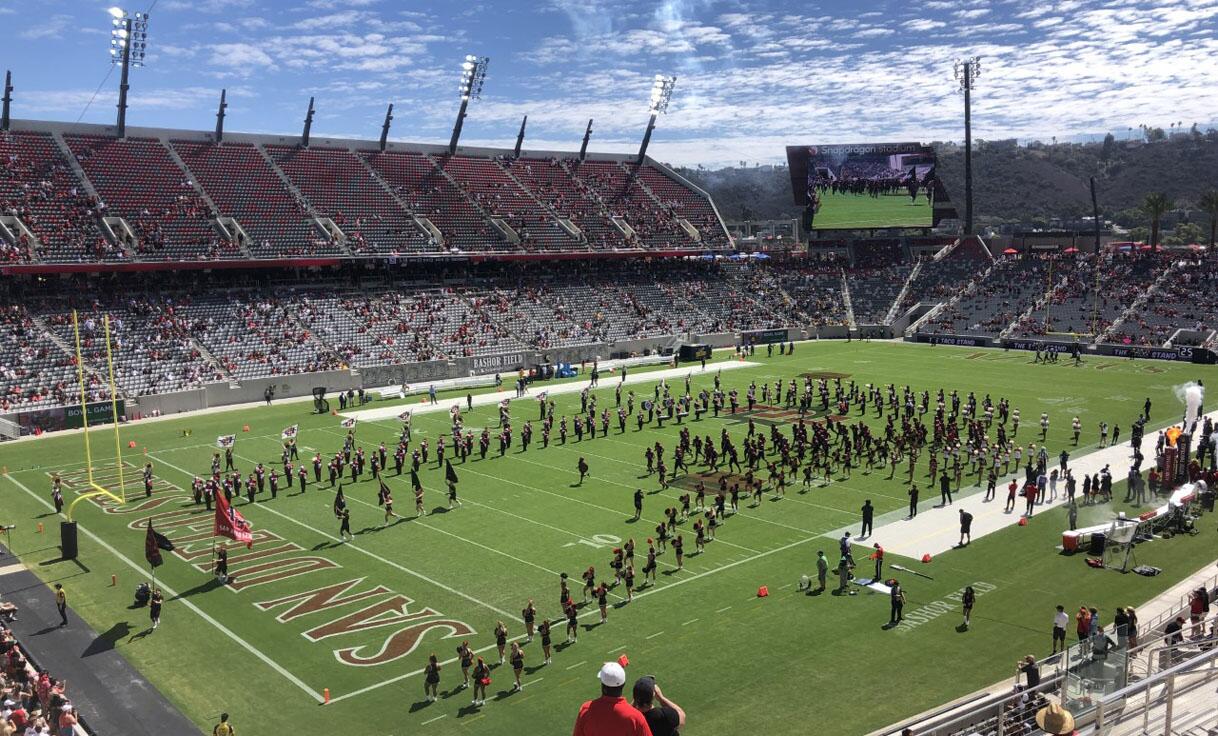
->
xmin=1018 ymin=654 xmax=1040 ymax=689
xmin=860 ymin=499 xmax=874 ymax=537
xmin=631 ymin=676 xmax=685 ymax=736
xmin=958 ymin=510 xmax=973 ymax=546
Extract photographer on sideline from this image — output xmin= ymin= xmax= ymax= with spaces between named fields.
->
xmin=632 ymin=676 xmax=686 ymax=736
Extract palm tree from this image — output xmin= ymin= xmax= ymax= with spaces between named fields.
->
xmin=1141 ymin=192 xmax=1174 ymax=246
xmin=1199 ymin=190 xmax=1218 ymax=248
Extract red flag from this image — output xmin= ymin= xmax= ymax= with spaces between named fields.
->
xmin=145 ymin=521 xmax=163 ymax=568
xmin=214 ymin=488 xmax=254 ymax=549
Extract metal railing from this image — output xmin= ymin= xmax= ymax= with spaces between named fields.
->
xmin=1092 ymin=636 xmax=1218 ymax=736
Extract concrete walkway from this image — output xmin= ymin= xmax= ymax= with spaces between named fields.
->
xmin=0 ymin=544 xmax=202 ymax=735
xmin=341 ymin=359 xmax=761 ymax=423
xmin=831 ymin=409 xmax=1218 ymax=560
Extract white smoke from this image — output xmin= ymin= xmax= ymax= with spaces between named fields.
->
xmin=1175 ymin=381 xmax=1204 ymax=431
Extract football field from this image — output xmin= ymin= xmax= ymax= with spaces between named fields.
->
xmin=814 ymin=190 xmax=933 ymax=230
xmin=1 ymin=341 xmax=1215 ymax=735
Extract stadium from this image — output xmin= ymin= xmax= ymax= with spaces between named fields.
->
xmin=1 ymin=3 xmax=1218 ymax=736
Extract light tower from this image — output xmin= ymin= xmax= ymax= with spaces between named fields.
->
xmin=108 ymin=6 xmax=149 ymax=139
xmin=449 ymin=54 xmax=489 ymax=155
xmin=637 ymin=74 xmax=675 ymax=166
xmin=953 ymin=56 xmax=980 ymax=236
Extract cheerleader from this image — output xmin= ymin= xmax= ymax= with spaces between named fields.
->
xmin=522 ymin=599 xmax=536 ymax=642
xmin=673 ymin=534 xmax=685 ymax=570
xmin=577 ymin=457 xmax=589 ymax=485
xmin=565 ymin=600 xmax=579 ymax=642
xmin=610 ymin=548 xmax=624 ymax=586
xmin=596 ymin=583 xmax=609 ymax=623
xmin=51 ymin=476 xmax=64 ymax=515
xmin=582 ymin=566 xmax=596 ymax=602
xmin=411 ymin=469 xmax=425 ymax=516
xmin=538 ymin=619 xmax=553 ymax=664
xmin=707 ymin=507 xmax=718 ymax=540
xmin=655 ymin=522 xmax=669 ymax=552
xmin=471 ymin=656 xmax=490 ymax=706
xmin=510 ymin=642 xmax=525 ymax=691
xmin=559 ymin=575 xmax=571 ymax=607
xmin=623 ymin=565 xmax=635 ymax=602
xmin=445 ymin=460 xmax=461 ymax=508
xmin=624 ymin=538 xmax=635 ymax=568
xmin=456 ymin=641 xmax=473 ymax=688
xmin=494 ymin=621 xmax=508 ymax=663
xmin=693 ymin=520 xmax=705 ymax=554
xmin=424 ymin=654 xmax=441 ymax=702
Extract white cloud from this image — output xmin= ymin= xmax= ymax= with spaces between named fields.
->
xmin=19 ymin=14 xmax=72 ymax=40
xmin=162 ymin=0 xmax=254 ymax=12
xmin=208 ymin=43 xmax=276 ymax=76
xmin=905 ymin=18 xmax=948 ymax=31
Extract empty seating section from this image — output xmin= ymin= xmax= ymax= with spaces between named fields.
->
xmin=776 ymin=266 xmax=848 ymax=327
xmin=185 ymin=294 xmax=342 ymax=379
xmin=265 ymin=145 xmax=427 ymax=255
xmin=1013 ymin=253 xmax=1169 ymax=338
xmin=439 ymin=155 xmax=575 ymax=252
xmin=924 ymin=256 xmax=1056 ymax=336
xmin=172 ymin=141 xmax=332 ymax=257
xmin=0 ymin=132 xmax=109 ymax=262
xmin=501 ymin=158 xmax=619 ymax=250
xmin=897 ymin=256 xmax=989 ymax=314
xmin=1113 ymin=257 xmax=1218 ymax=346
xmin=632 ymin=165 xmax=728 ymax=248
xmin=849 ymin=265 xmax=913 ymax=323
xmin=357 ymin=150 xmax=487 ymax=254
xmin=41 ymin=299 xmax=223 ymax=396
xmin=0 ymin=305 xmax=102 ymax=411
xmin=565 ymin=160 xmax=691 ymax=250
xmin=63 ymin=135 xmax=229 ymax=260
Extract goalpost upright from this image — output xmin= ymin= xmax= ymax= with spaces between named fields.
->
xmin=65 ymin=309 xmax=126 ymax=522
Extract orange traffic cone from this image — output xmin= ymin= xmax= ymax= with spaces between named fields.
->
xmin=757 ymin=585 xmax=769 ymax=597
xmin=618 ymin=654 xmax=630 ymax=668
xmin=242 ymin=424 xmax=250 ymax=432
xmin=128 ymin=440 xmax=137 ymax=448
xmin=1018 ymin=516 xmax=1028 ymax=526
xmin=921 ymin=553 xmax=932 ymax=563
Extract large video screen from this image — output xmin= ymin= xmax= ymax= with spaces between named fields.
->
xmin=786 ymin=142 xmax=938 ymax=230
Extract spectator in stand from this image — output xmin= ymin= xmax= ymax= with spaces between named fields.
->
xmin=572 ymin=662 xmax=651 ymax=736
xmin=631 ymin=676 xmax=685 ymax=736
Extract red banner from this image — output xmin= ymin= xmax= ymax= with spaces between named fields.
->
xmin=214 ymin=490 xmax=254 ymax=548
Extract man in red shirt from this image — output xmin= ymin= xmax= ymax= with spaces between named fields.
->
xmin=573 ymin=662 xmax=653 ymax=736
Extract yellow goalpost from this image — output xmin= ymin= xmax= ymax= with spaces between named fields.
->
xmin=65 ymin=309 xmax=127 ymax=520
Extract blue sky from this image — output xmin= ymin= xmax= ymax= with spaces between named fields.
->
xmin=5 ymin=0 xmax=1218 ymax=167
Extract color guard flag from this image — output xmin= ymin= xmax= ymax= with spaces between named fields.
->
xmin=397 ymin=410 xmax=412 ymax=423
xmin=214 ymin=489 xmax=254 ymax=549
xmin=340 ymin=417 xmax=357 ymax=430
xmin=144 ymin=520 xmax=174 ymax=568
xmin=216 ymin=434 xmax=236 ymax=449
xmin=281 ymin=424 xmax=299 ymax=440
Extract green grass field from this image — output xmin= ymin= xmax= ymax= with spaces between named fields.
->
xmin=1 ymin=342 xmax=1215 ymax=736
xmin=814 ymin=190 xmax=933 ymax=230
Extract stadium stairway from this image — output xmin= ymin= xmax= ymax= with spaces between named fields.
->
xmin=841 ymin=268 xmax=856 ymax=328
xmin=885 ymin=260 xmax=923 ymax=325
xmin=1097 ymin=261 xmax=1182 ymax=345
xmin=253 ymin=144 xmax=349 ymax=257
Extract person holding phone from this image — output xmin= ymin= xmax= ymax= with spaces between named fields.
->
xmin=632 ymin=675 xmax=686 ymax=736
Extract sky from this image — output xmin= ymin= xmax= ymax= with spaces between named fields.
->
xmin=4 ymin=0 xmax=1218 ymax=168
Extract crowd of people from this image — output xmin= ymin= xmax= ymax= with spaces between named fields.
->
xmin=0 ymin=623 xmax=81 ymax=735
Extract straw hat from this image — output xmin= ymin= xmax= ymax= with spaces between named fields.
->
xmin=1035 ymin=703 xmax=1075 ymax=735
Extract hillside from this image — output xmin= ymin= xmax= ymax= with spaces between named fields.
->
xmin=675 ymin=132 xmax=1218 ymax=229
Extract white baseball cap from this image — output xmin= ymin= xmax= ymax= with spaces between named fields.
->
xmin=597 ymin=661 xmax=626 ymax=687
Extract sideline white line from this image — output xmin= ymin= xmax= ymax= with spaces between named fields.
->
xmin=681 ymin=618 xmax=699 ymax=626
xmin=148 ymin=452 xmax=518 ymax=621
xmin=4 ymin=474 xmax=324 ymax=704
xmin=421 ymin=715 xmax=447 ymax=725
xmin=565 ymin=660 xmax=587 ymax=671
xmin=645 ymin=631 xmax=664 ymax=640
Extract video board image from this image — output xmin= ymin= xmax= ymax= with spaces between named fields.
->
xmin=786 ymin=142 xmax=938 ymax=230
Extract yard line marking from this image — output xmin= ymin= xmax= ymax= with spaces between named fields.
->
xmin=645 ymin=631 xmax=664 ymax=640
xmin=422 ymin=715 xmax=447 ymax=726
xmin=779 ymin=583 xmax=792 ymax=590
xmin=607 ymin=644 xmax=628 ymax=654
xmin=5 ymin=474 xmax=324 ymax=703
xmin=715 ymin=606 xmax=732 ymax=613
xmin=681 ymin=618 xmax=699 ymax=626
xmin=149 ymin=452 xmax=518 ymax=620
xmin=526 ymin=677 xmax=545 ymax=687
xmin=565 ymin=661 xmax=587 ymax=670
